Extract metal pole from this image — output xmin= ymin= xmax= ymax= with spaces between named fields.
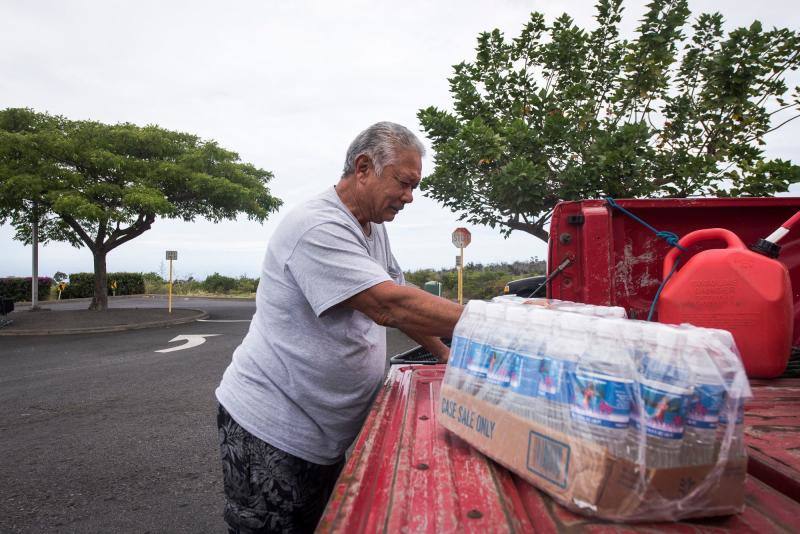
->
xmin=168 ymin=259 xmax=173 ymax=314
xmin=31 ymin=202 xmax=39 ymax=310
xmin=458 ymin=246 xmax=463 ymax=305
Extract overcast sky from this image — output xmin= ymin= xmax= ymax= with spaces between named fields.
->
xmin=2 ymin=0 xmax=798 ymax=279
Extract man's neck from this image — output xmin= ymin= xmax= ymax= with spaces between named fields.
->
xmin=335 ymin=178 xmax=371 ymax=236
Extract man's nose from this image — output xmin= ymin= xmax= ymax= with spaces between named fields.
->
xmin=401 ymin=188 xmax=414 ymax=203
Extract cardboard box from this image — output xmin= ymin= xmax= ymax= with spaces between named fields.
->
xmin=438 ymin=384 xmax=746 ymax=522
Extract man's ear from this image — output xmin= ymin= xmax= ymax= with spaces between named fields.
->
xmin=355 ymin=155 xmax=371 ymax=180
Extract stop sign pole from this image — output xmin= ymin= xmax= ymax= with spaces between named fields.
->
xmin=452 ymin=228 xmax=471 ymax=305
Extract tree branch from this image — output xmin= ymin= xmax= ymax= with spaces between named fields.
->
xmin=105 ymin=214 xmax=156 ymax=252
xmin=58 ymin=214 xmax=96 ymax=253
xmin=501 ymin=218 xmax=550 ymax=242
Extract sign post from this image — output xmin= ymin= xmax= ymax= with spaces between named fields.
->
xmin=451 ymin=228 xmax=471 ymax=305
xmin=166 ymin=250 xmax=178 ymax=313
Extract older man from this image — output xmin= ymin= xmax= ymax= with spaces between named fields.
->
xmin=215 ymin=122 xmax=463 ymax=533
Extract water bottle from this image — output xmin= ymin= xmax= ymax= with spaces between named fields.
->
xmin=483 ymin=304 xmax=521 ymax=405
xmin=465 ymin=303 xmax=506 ymax=400
xmin=507 ymin=306 xmax=549 ymax=423
xmin=537 ymin=312 xmax=583 ymax=436
xmin=570 ymin=319 xmax=634 ymax=458
xmin=446 ymin=300 xmax=485 ymax=390
xmin=631 ymin=327 xmax=691 ymax=468
xmin=682 ymin=330 xmax=725 ymax=465
xmin=718 ymin=392 xmax=746 ymax=460
xmin=461 ymin=301 xmax=492 ymax=396
xmin=694 ymin=326 xmax=748 ymax=461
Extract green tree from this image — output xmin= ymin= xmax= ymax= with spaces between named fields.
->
xmin=418 ymin=0 xmax=800 ymax=242
xmin=0 ymin=108 xmax=281 ymax=310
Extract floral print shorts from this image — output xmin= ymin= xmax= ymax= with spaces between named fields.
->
xmin=217 ymin=404 xmax=344 ymax=533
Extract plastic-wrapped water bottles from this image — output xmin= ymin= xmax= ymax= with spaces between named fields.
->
xmin=441 ymin=299 xmax=754 ymax=522
xmin=570 ymin=319 xmax=634 ymax=458
xmin=631 ymin=327 xmax=691 ymax=468
xmin=682 ymin=330 xmax=726 ymax=465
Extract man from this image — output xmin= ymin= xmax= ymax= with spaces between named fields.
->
xmin=215 ymin=122 xmax=463 ymax=533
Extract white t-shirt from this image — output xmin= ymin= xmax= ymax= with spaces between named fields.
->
xmin=215 ymin=186 xmax=404 ymax=464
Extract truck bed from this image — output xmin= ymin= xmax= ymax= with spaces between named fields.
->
xmin=319 ymin=365 xmax=800 ymax=533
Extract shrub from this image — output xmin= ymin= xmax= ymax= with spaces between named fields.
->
xmin=203 ymin=273 xmax=237 ymax=294
xmin=61 ymin=273 xmax=93 ymax=298
xmin=0 ymin=277 xmax=53 ymax=302
xmin=235 ymin=275 xmax=259 ymax=293
xmin=109 ymin=272 xmax=145 ymax=295
xmin=61 ymin=272 xmax=145 ymax=298
xmin=172 ymin=279 xmax=203 ymax=295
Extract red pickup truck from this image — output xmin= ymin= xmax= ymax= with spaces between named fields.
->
xmin=320 ymin=197 xmax=800 ymax=532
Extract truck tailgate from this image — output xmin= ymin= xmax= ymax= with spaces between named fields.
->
xmin=319 ymin=365 xmax=800 ymax=533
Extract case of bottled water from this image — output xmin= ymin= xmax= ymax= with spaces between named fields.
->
xmin=440 ymin=298 xmax=751 ymax=521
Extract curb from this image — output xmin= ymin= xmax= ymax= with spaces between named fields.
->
xmin=0 ymin=309 xmax=209 ymax=336
xmin=15 ymin=294 xmax=256 ymax=306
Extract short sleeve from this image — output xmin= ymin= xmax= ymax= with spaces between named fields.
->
xmin=387 ymin=251 xmax=405 ymax=286
xmin=286 ymin=222 xmax=392 ymax=316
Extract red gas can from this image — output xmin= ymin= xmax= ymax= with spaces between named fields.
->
xmin=658 ymin=228 xmax=793 ymax=378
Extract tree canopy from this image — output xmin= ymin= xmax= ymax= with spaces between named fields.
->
xmin=0 ymin=108 xmax=282 ymax=309
xmin=418 ymin=0 xmax=800 ymax=242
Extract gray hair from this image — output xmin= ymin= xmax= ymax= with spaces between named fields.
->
xmin=342 ymin=122 xmax=425 ymax=178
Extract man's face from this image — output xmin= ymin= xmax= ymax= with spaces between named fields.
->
xmin=363 ymin=148 xmax=422 ymax=224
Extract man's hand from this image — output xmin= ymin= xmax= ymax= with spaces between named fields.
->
xmin=402 ymin=332 xmax=450 ymax=363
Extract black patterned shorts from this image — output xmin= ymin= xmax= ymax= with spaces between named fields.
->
xmin=217 ymin=404 xmax=344 ymax=534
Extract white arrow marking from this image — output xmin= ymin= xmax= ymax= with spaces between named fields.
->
xmin=155 ymin=334 xmax=221 ymax=353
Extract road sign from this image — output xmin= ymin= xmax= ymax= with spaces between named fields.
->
xmin=452 ymin=228 xmax=471 ymax=248
xmin=455 ymin=255 xmax=462 ymax=268
xmin=165 ymin=250 xmax=178 ymax=312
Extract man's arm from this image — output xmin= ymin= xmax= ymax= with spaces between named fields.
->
xmin=341 ymin=281 xmax=463 ymax=339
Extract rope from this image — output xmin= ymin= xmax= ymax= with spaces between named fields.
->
xmin=647 ymin=257 xmax=680 ymax=322
xmin=604 ymin=197 xmax=687 ymax=251
xmin=604 ymin=196 xmax=685 ymax=321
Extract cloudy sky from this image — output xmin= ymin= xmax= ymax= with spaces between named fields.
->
xmin=2 ymin=0 xmax=798 ymax=279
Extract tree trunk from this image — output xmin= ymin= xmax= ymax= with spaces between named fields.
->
xmin=89 ymin=249 xmax=108 ymax=311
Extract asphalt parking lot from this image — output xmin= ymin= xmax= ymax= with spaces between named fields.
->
xmin=0 ymin=298 xmax=417 ymax=533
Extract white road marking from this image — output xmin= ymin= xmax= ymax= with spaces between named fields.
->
xmin=155 ymin=334 xmax=221 ymax=353
xmin=196 ymin=319 xmax=251 ymax=323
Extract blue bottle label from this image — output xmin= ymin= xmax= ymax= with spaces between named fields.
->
xmin=487 ymin=348 xmax=515 ymax=387
xmin=465 ymin=341 xmax=490 ymax=378
xmin=570 ymin=371 xmax=632 ymax=429
xmin=511 ymin=354 xmax=542 ymax=398
xmin=448 ymin=335 xmax=468 ymax=369
xmin=687 ymin=383 xmax=725 ymax=429
xmin=537 ymin=358 xmax=574 ymax=405
xmin=631 ymin=382 xmax=689 ymax=439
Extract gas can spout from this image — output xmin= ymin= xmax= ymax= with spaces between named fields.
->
xmin=751 ymin=209 xmax=800 ymax=259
